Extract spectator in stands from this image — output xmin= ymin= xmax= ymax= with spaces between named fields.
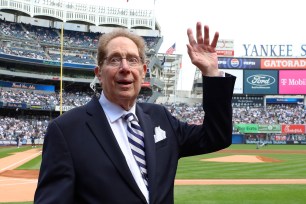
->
xmin=34 ymin=22 xmax=236 ymax=203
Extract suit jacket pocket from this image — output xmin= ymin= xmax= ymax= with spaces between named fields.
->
xmin=155 ymin=138 xmax=168 ymax=149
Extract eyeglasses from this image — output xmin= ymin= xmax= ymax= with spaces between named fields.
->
xmin=103 ymin=56 xmax=142 ymax=68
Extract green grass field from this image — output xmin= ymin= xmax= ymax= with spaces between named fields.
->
xmin=176 ymin=144 xmax=306 ymax=179
xmin=174 ymin=144 xmax=306 ymax=203
xmin=174 ymin=185 xmax=306 ymax=204
xmin=1 ymin=144 xmax=306 ymax=203
xmin=0 ymin=146 xmax=33 ymax=159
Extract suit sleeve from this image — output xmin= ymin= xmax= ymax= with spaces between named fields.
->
xmin=176 ymin=74 xmax=236 ymax=157
xmin=34 ymin=120 xmax=75 ymax=204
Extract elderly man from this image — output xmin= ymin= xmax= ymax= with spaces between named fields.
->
xmin=35 ymin=22 xmax=236 ymax=204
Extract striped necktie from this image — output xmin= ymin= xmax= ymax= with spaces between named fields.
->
xmin=123 ymin=113 xmax=148 ymax=188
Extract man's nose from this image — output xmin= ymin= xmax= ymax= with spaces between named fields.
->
xmin=119 ymin=58 xmax=130 ymax=70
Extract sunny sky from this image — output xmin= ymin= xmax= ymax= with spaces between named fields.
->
xmin=71 ymin=0 xmax=306 ymax=90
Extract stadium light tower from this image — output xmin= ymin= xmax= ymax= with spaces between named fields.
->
xmin=60 ymin=22 xmax=64 ymax=115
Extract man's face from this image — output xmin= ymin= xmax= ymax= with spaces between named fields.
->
xmin=95 ymin=37 xmax=147 ymax=110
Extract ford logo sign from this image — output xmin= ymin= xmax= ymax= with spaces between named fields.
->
xmin=247 ymin=74 xmax=275 ymax=86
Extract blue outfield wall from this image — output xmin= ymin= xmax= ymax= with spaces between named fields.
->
xmin=232 ymin=134 xmax=245 ymax=144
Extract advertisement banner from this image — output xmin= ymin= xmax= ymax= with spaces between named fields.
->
xmin=218 ymin=57 xmax=260 ymax=69
xmin=55 ymin=105 xmax=75 ymax=112
xmin=216 ymin=50 xmax=235 ymax=57
xmin=30 ymin=105 xmax=43 ymax=110
xmin=266 ymin=98 xmax=304 ymax=104
xmin=281 ymin=125 xmax=306 ymax=134
xmin=216 ymin=50 xmax=234 ymax=56
xmin=6 ymin=102 xmax=27 ymax=109
xmin=0 ymin=140 xmax=16 ymax=146
xmin=232 ymin=96 xmax=264 ymax=107
xmin=244 ymin=70 xmax=278 ymax=94
xmin=234 ymin=124 xmax=258 ymax=133
xmin=279 ymin=70 xmax=306 ymax=94
xmin=234 ymin=124 xmax=282 ymax=133
xmin=220 ymin=69 xmax=243 ymax=94
xmin=216 ymin=39 xmax=234 ymax=50
xmin=258 ymin=124 xmax=281 ymax=133
xmin=30 ymin=105 xmax=53 ymax=110
xmin=0 ymin=80 xmax=55 ymax=92
xmin=261 ymin=58 xmax=306 ymax=69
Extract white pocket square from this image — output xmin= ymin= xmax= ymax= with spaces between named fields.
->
xmin=154 ymin=126 xmax=166 ymax=143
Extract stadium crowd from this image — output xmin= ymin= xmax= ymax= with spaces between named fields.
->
xmin=0 ymin=19 xmax=160 ymax=64
xmin=0 ymin=115 xmax=48 ymax=141
xmin=233 ymin=104 xmax=306 ymax=125
xmin=1 ymin=87 xmax=305 ymax=141
xmin=0 ymin=88 xmax=92 ymax=107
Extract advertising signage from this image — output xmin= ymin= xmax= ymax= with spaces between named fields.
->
xmin=234 ymin=124 xmax=281 ymax=133
xmin=216 ymin=39 xmax=235 ymax=56
xmin=234 ymin=124 xmax=258 ymax=133
xmin=279 ymin=70 xmax=306 ymax=94
xmin=0 ymin=80 xmax=55 ymax=92
xmin=216 ymin=50 xmax=234 ymax=56
xmin=218 ymin=57 xmax=260 ymax=69
xmin=261 ymin=58 xmax=306 ymax=69
xmin=243 ymin=70 xmax=278 ymax=94
xmin=266 ymin=98 xmax=304 ymax=104
xmin=258 ymin=124 xmax=281 ymax=133
xmin=281 ymin=125 xmax=305 ymax=134
xmin=232 ymin=96 xmax=264 ymax=107
xmin=220 ymin=69 xmax=243 ymax=94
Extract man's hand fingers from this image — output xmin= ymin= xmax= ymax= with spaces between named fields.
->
xmin=187 ymin=28 xmax=196 ymax=47
xmin=203 ymin=25 xmax=210 ymax=45
xmin=211 ymin=32 xmax=219 ymax=48
xmin=196 ymin=22 xmax=204 ymax=45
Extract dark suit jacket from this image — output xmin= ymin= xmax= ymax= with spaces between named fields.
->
xmin=34 ymin=75 xmax=236 ymax=204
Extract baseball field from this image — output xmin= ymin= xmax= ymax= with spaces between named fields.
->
xmin=0 ymin=144 xmax=305 ymax=203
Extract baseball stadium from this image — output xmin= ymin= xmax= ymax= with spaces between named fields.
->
xmin=0 ymin=0 xmax=306 ymax=203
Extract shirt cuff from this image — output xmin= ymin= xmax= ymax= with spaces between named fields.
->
xmin=219 ymin=71 xmax=225 ymax=77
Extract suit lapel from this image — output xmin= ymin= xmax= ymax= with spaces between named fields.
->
xmin=136 ymin=104 xmax=157 ymax=202
xmin=85 ymin=97 xmax=147 ymax=203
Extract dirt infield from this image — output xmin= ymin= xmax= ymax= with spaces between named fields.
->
xmin=1 ymin=170 xmax=39 ymax=179
xmin=201 ymin=154 xmax=282 ymax=163
xmin=1 ymin=148 xmax=306 ymax=202
xmin=0 ymin=148 xmax=41 ymax=202
xmin=220 ymin=149 xmax=306 ymax=154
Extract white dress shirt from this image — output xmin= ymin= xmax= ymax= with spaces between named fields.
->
xmin=98 ymin=92 xmax=149 ymax=203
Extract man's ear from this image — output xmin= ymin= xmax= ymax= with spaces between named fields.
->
xmin=142 ymin=64 xmax=147 ymax=82
xmin=94 ymin=66 xmax=101 ymax=80
xmin=94 ymin=66 xmax=104 ymax=87
xmin=94 ymin=66 xmax=99 ymax=76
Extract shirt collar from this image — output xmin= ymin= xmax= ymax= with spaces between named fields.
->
xmin=99 ymin=91 xmax=136 ymax=123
